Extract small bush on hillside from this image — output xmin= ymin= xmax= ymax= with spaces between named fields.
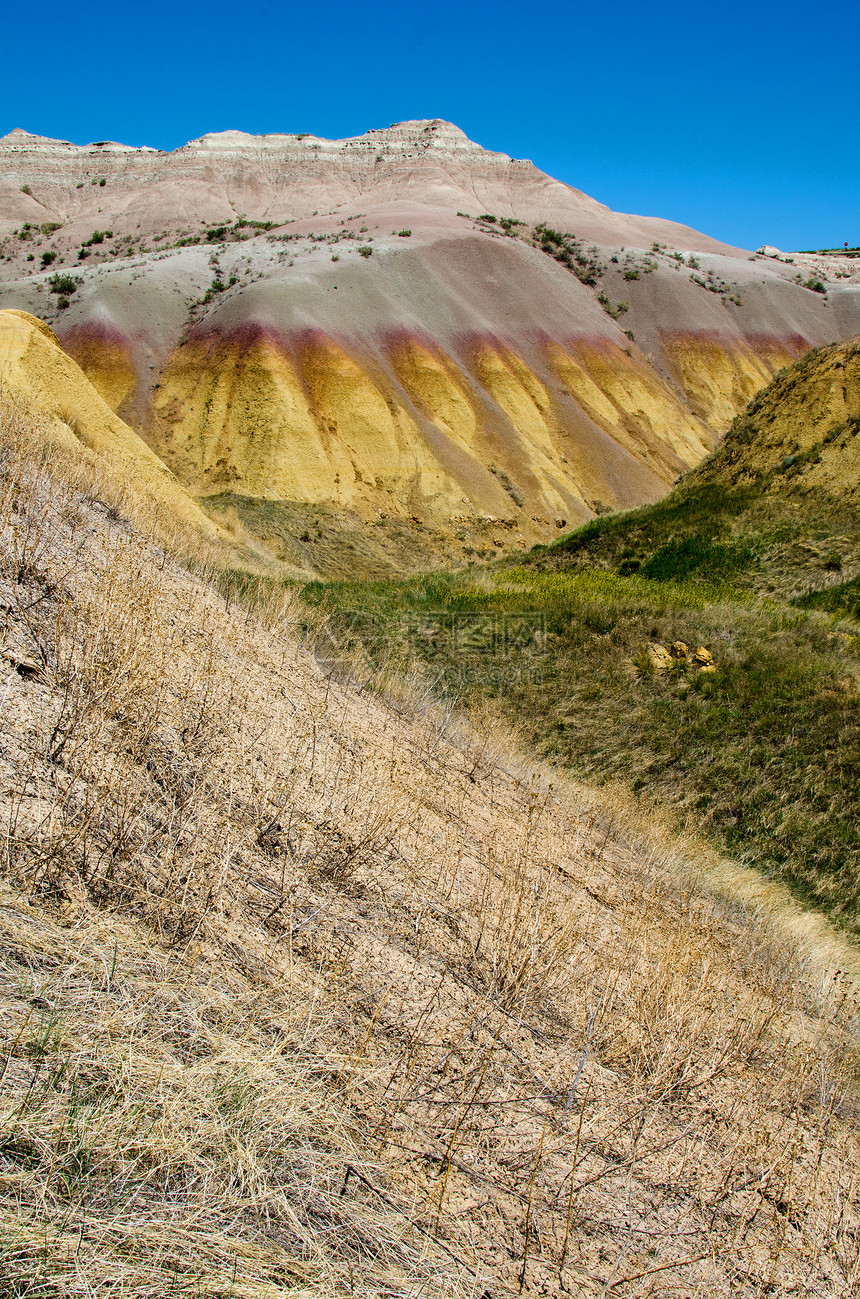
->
xmin=47 ymin=273 xmax=81 ymax=296
xmin=533 ymin=224 xmax=602 ymax=285
xmin=597 ymin=293 xmax=628 ymax=318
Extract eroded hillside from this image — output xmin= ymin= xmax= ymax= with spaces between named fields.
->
xmin=1 ymin=122 xmax=857 ymax=573
xmin=1 ymin=370 xmax=859 ymax=1297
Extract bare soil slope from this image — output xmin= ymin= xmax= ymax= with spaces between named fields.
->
xmin=0 ymin=307 xmax=298 ymax=575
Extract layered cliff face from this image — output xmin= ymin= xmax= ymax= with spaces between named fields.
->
xmin=1 ymin=119 xmax=856 ymax=574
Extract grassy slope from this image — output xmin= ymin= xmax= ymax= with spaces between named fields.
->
xmin=307 ymin=339 xmax=860 ymax=935
xmin=3 ymin=376 xmax=860 ymax=1298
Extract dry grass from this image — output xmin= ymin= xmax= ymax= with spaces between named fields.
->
xmin=1 ymin=388 xmax=859 ymax=1298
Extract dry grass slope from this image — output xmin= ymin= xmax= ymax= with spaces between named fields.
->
xmin=1 ymin=389 xmax=859 ymax=1297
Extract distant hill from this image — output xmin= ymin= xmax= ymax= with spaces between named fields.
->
xmin=2 ymin=121 xmax=859 ymax=574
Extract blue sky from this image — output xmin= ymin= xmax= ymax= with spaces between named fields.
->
xmin=3 ymin=0 xmax=856 ymax=251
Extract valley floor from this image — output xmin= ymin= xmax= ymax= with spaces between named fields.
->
xmin=1 ymin=396 xmax=859 ymax=1298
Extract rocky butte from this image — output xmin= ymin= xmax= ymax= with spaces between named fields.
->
xmin=1 ymin=119 xmax=858 ymax=575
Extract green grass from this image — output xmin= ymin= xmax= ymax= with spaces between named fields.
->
xmin=798 ymin=574 xmax=860 ymax=619
xmin=525 ymin=477 xmax=860 ymax=601
xmin=304 ymin=525 xmax=860 ymax=937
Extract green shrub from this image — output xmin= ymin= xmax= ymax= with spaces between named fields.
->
xmin=598 ymin=294 xmax=629 ymax=318
xmin=358 ymin=246 xmax=373 ymax=258
xmin=397 ymin=229 xmax=412 ymax=237
xmin=47 ymin=273 xmax=81 ymax=296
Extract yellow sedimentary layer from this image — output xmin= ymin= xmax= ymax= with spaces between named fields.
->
xmin=0 ymin=310 xmax=223 ymax=541
xmin=152 ymin=334 xmax=349 ymax=502
xmin=466 ymin=341 xmax=580 ymax=514
xmin=148 ymin=330 xmax=722 ymax=523
xmin=549 ymin=340 xmax=715 ymax=477
xmin=388 ymin=338 xmax=479 ymax=453
xmin=151 ymin=332 xmax=464 ymax=513
xmin=296 ymin=334 xmax=454 ymax=506
xmin=60 ymin=325 xmax=812 ymax=530
xmin=62 ymin=332 xmax=138 ymax=415
xmin=661 ymin=334 xmax=799 ymax=432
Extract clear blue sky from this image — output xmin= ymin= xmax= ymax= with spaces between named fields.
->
xmin=3 ymin=0 xmax=856 ymax=251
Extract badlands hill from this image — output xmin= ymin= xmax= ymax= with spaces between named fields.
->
xmin=690 ymin=335 xmax=860 ymax=499
xmin=1 ymin=119 xmax=859 ymax=574
xmin=0 ymin=307 xmax=282 ymax=573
